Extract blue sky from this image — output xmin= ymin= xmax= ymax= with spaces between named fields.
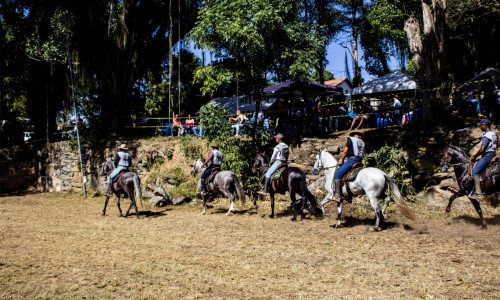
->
xmin=189 ymin=40 xmax=401 ymax=84
xmin=325 ymin=41 xmax=400 ymax=83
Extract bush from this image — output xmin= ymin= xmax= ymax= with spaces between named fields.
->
xmin=364 ymin=145 xmax=415 ymax=197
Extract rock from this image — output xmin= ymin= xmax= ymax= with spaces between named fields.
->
xmin=172 ymin=196 xmax=192 ymax=205
xmin=149 ymin=195 xmax=170 ymax=207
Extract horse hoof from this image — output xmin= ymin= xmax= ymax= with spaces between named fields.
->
xmin=291 ymin=216 xmax=297 ymax=221
xmin=330 ymin=223 xmax=342 ymax=229
xmin=269 ymin=214 xmax=275 ymax=219
xmin=369 ymin=226 xmax=381 ymax=232
xmin=481 ymin=224 xmax=488 ymax=229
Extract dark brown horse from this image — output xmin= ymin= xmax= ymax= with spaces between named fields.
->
xmin=101 ymin=158 xmax=143 ymax=218
xmin=252 ymin=153 xmax=320 ymax=220
xmin=439 ymin=144 xmax=500 ymax=228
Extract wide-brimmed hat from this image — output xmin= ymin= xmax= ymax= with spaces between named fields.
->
xmin=274 ymin=133 xmax=284 ymax=139
xmin=478 ymin=118 xmax=492 ymax=126
xmin=210 ymin=143 xmax=219 ymax=148
xmin=118 ymin=144 xmax=128 ymax=150
xmin=349 ymin=131 xmax=365 ymax=139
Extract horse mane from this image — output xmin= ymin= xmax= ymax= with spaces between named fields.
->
xmin=448 ymin=144 xmax=470 ymax=160
xmin=321 ymin=150 xmax=338 ymax=163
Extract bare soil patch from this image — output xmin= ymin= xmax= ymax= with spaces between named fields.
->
xmin=1 ymin=193 xmax=499 ymax=299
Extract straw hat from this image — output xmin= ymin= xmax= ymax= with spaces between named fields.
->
xmin=210 ymin=143 xmax=219 ymax=149
xmin=118 ymin=144 xmax=128 ymax=150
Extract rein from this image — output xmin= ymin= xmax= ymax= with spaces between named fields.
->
xmin=317 ymin=151 xmax=337 ymax=170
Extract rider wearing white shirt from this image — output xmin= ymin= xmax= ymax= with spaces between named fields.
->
xmin=259 ymin=133 xmax=289 ymax=194
xmin=200 ymin=143 xmax=223 ymax=195
xmin=106 ymin=144 xmax=131 ymax=196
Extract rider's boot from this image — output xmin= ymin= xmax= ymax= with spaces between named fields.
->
xmin=257 ymin=177 xmax=270 ymax=195
xmin=329 ymin=180 xmax=342 ymax=203
xmin=200 ymin=182 xmax=208 ymax=196
xmin=105 ymin=182 xmax=112 ymax=196
xmin=471 ymin=176 xmax=482 ymax=199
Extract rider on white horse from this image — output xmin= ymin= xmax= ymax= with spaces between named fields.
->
xmin=330 ymin=131 xmax=366 ymax=202
xmin=200 ymin=143 xmax=223 ymax=196
xmin=259 ymin=133 xmax=289 ymax=194
xmin=106 ymin=143 xmax=131 ymax=196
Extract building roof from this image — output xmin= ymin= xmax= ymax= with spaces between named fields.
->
xmin=324 ymin=78 xmax=352 ymax=88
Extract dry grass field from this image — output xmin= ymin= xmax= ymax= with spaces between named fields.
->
xmin=1 ymin=192 xmax=499 ymax=299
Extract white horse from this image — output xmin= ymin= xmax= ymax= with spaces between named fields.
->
xmin=190 ymin=159 xmax=246 ymax=215
xmin=312 ymin=150 xmax=415 ymax=231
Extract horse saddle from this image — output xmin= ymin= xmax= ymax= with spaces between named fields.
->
xmin=485 ymin=161 xmax=500 ymax=177
xmin=111 ymin=169 xmax=127 ymax=184
xmin=271 ymin=164 xmax=288 ymax=182
xmin=205 ymin=166 xmax=221 ymax=186
xmin=337 ymin=162 xmax=364 ymax=202
xmin=340 ymin=162 xmax=364 ymax=184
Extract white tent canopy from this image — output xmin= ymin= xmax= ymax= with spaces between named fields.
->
xmin=205 ymin=95 xmax=281 ymax=115
xmin=352 ymin=71 xmax=418 ymax=96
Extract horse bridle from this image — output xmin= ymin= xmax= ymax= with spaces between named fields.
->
xmin=316 ymin=151 xmax=336 ymax=170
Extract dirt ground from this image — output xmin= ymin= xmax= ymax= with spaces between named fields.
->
xmin=0 ymin=192 xmax=499 ymax=300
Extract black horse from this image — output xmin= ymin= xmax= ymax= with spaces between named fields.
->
xmin=252 ymin=153 xmax=320 ymax=220
xmin=100 ymin=158 xmax=143 ymax=218
xmin=439 ymin=144 xmax=500 ymax=228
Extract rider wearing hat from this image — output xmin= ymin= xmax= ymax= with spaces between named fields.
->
xmin=259 ymin=133 xmax=289 ymax=194
xmin=470 ymin=118 xmax=497 ymax=198
xmin=330 ymin=131 xmax=366 ymax=202
xmin=200 ymin=143 xmax=224 ymax=195
xmin=106 ymin=143 xmax=131 ymax=196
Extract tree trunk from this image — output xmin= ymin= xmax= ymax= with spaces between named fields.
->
xmin=404 ymin=0 xmax=448 ymax=126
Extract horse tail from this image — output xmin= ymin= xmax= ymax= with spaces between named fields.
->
xmin=384 ymin=174 xmax=416 ymax=221
xmin=232 ymin=174 xmax=246 ymax=207
xmin=300 ymin=170 xmax=317 ymax=207
xmin=133 ymin=174 xmax=143 ymax=208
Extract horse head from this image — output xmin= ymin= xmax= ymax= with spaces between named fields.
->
xmin=439 ymin=145 xmax=468 ymax=173
xmin=252 ymin=153 xmax=268 ymax=175
xmin=312 ymin=150 xmax=337 ymax=175
xmin=190 ymin=159 xmax=203 ymax=176
xmin=100 ymin=158 xmax=115 ymax=177
xmin=312 ymin=150 xmax=322 ymax=175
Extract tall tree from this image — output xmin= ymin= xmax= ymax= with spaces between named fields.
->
xmin=190 ymin=0 xmax=322 ymax=95
xmin=404 ymin=0 xmax=448 ymax=123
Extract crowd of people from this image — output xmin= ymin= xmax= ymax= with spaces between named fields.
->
xmin=445 ymin=81 xmax=500 ymax=123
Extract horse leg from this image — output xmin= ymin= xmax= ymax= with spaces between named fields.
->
xmin=468 ymin=197 xmax=487 ymax=229
xmin=320 ymin=193 xmax=333 ymax=215
xmin=252 ymin=191 xmax=259 ymax=211
xmin=444 ymin=191 xmax=463 ymax=218
xmin=125 ymin=194 xmax=139 ymax=218
xmin=334 ymin=202 xmax=343 ymax=228
xmin=201 ymin=194 xmax=208 ymax=215
xmin=381 ymin=195 xmax=391 ymax=219
xmin=223 ymin=190 xmax=235 ymax=215
xmin=270 ymin=193 xmax=276 ymax=218
xmin=102 ymin=195 xmax=110 ymax=216
xmin=116 ymin=195 xmax=123 ymax=217
xmin=368 ymin=195 xmax=383 ymax=231
xmin=290 ymin=193 xmax=298 ymax=221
